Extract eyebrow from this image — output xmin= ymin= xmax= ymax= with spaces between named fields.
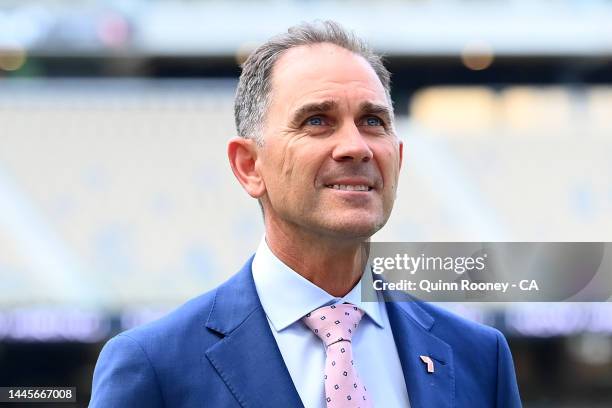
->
xmin=289 ymin=100 xmax=339 ymax=127
xmin=357 ymin=101 xmax=394 ymax=125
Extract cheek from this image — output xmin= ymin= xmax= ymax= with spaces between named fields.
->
xmin=283 ymin=141 xmax=324 ymax=186
xmin=261 ymin=140 xmax=294 ymax=182
xmin=375 ymin=144 xmax=401 ymax=181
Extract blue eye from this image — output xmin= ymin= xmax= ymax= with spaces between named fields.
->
xmin=365 ymin=116 xmax=383 ymax=126
xmin=306 ymin=116 xmax=325 ymax=126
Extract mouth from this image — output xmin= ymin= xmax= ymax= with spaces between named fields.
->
xmin=324 ymin=184 xmax=373 ymax=192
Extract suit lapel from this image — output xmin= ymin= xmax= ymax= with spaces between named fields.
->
xmin=204 ymin=258 xmax=303 ymax=408
xmin=386 ymin=298 xmax=455 ymax=408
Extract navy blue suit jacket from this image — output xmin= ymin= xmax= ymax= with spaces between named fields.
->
xmin=90 ymin=257 xmax=521 ymax=407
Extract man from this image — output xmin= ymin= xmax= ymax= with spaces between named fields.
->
xmin=90 ymin=21 xmax=521 ymax=407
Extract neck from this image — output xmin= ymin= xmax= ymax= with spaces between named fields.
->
xmin=264 ymin=221 xmax=368 ymax=297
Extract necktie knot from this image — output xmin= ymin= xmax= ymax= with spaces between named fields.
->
xmin=302 ymin=303 xmax=364 ymax=347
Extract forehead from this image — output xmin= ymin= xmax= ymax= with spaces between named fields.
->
xmin=269 ymin=43 xmax=388 ymax=109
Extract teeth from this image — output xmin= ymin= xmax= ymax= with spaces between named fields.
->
xmin=328 ymin=184 xmax=370 ymax=191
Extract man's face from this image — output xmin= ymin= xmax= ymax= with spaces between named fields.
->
xmin=256 ymin=43 xmax=403 ymax=240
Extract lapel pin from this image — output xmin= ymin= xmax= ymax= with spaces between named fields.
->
xmin=420 ymin=355 xmax=435 ymax=373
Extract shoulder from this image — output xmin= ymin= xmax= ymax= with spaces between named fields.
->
xmin=90 ymin=288 xmax=225 ymax=407
xmin=97 ymin=257 xmax=257 ymax=365
xmin=94 ymin=287 xmax=220 ymax=374
xmin=118 ymin=288 xmax=218 ymax=347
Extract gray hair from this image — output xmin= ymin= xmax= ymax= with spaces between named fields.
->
xmin=234 ymin=20 xmax=393 ymax=145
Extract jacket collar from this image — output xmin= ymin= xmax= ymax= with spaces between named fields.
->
xmin=205 ymin=256 xmax=303 ymax=407
xmin=205 ymin=256 xmax=455 ymax=408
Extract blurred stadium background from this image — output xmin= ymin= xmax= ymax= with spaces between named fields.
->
xmin=1 ymin=0 xmax=612 ymax=406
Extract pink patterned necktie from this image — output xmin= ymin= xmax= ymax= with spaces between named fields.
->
xmin=302 ymin=303 xmax=373 ymax=408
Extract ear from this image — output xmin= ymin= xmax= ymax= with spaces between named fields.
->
xmin=228 ymin=137 xmax=266 ymax=198
xmin=398 ymin=139 xmax=404 ymax=170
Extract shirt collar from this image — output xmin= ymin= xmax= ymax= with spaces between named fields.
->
xmin=251 ymin=236 xmax=384 ymax=332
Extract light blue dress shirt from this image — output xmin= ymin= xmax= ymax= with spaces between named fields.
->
xmin=252 ymin=238 xmax=411 ymax=408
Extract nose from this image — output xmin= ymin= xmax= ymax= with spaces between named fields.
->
xmin=331 ymin=123 xmax=374 ymax=163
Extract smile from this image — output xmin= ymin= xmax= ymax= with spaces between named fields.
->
xmin=325 ymin=184 xmax=373 ymax=191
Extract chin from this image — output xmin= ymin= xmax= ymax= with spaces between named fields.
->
xmin=322 ymin=217 xmax=385 ymax=240
xmin=302 ymin=206 xmax=390 ymax=239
